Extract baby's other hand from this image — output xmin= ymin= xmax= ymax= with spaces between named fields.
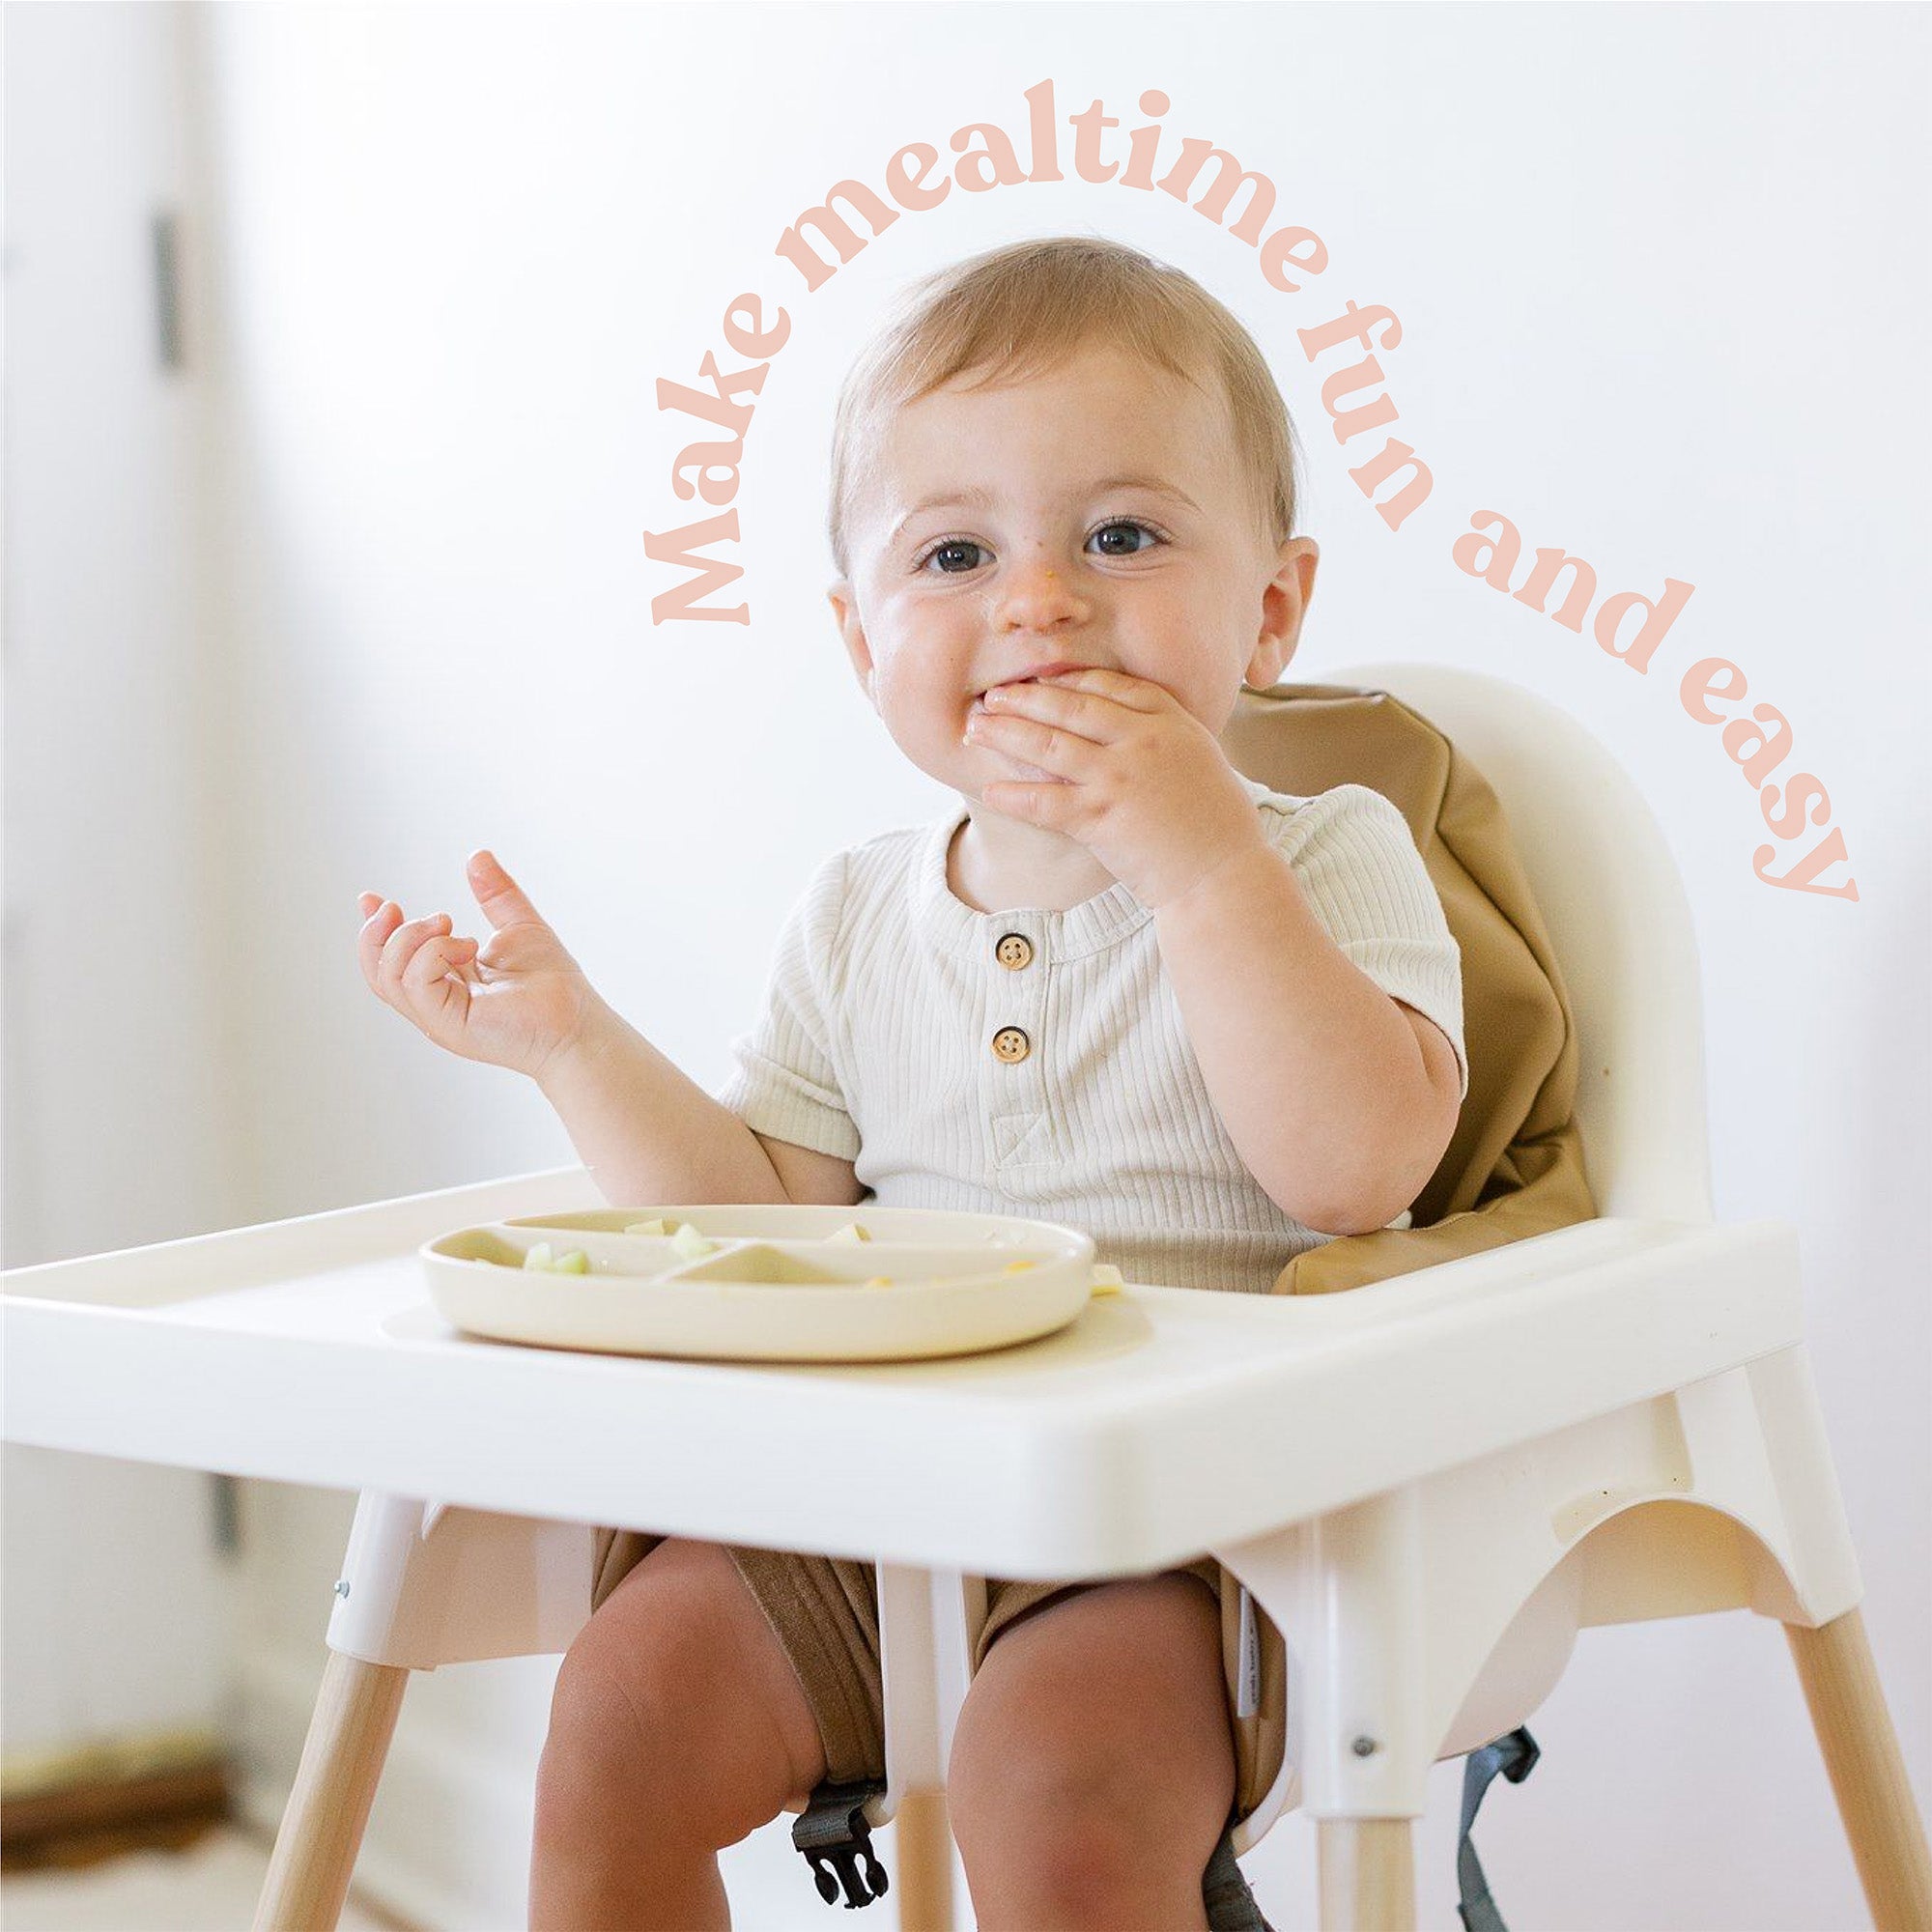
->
xmin=355 ymin=852 xmax=608 ymax=1080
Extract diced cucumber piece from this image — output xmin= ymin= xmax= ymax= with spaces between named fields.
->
xmin=522 ymin=1242 xmax=590 ymax=1273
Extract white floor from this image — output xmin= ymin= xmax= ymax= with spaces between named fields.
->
xmin=1 ymin=1826 xmax=407 ymax=1932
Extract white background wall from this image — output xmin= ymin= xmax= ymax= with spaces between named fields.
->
xmin=4 ymin=0 xmax=240 ymax=1801
xmin=6 ymin=5 xmax=1926 ymax=1929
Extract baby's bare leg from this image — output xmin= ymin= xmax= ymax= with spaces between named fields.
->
xmin=948 ymin=1572 xmax=1235 ymax=1932
xmin=529 ymin=1536 xmax=828 ymax=1932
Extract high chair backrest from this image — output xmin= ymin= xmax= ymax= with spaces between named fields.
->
xmin=1236 ymin=664 xmax=1713 ymax=1229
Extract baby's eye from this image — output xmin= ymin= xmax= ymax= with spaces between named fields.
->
xmin=917 ymin=538 xmax=989 ymax=575
xmin=1087 ymin=520 xmax=1163 ymax=557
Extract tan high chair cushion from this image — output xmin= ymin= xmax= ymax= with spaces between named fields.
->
xmin=1220 ymin=679 xmax=1598 ymax=1293
xmin=1201 ymin=678 xmax=1600 ymax=1804
xmin=589 ymin=677 xmax=1597 ymax=1824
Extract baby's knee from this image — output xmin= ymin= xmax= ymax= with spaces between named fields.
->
xmin=538 ymin=1621 xmax=697 ymax=1826
xmin=949 ymin=1765 xmax=1173 ymax=1927
xmin=538 ymin=1564 xmax=805 ymax=1853
xmin=947 ymin=1579 xmax=1236 ymax=1918
xmin=949 ymin=1708 xmax=1146 ymax=1866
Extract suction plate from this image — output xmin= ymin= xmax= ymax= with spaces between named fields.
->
xmin=421 ymin=1204 xmax=1104 ymax=1362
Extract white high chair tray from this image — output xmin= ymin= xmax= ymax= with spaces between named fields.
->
xmin=423 ymin=1205 xmax=1099 ymax=1362
xmin=0 ymin=1165 xmax=1802 ymax=1581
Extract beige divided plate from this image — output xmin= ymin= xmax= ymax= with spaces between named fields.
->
xmin=421 ymin=1205 xmax=1104 ymax=1362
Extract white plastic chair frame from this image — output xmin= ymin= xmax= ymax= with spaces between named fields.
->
xmin=253 ymin=667 xmax=1932 ymax=1932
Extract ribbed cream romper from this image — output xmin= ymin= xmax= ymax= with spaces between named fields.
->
xmin=609 ymin=774 xmax=1468 ymax=1795
xmin=715 ymin=774 xmax=1466 ymax=1283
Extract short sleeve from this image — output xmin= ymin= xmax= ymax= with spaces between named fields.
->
xmin=711 ymin=850 xmax=862 ymax=1160
xmin=1265 ymin=783 xmax=1468 ymax=1102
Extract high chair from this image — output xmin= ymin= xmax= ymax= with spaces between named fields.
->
xmin=4 ymin=667 xmax=1925 ymax=1932
xmin=258 ymin=660 xmax=1929 ymax=1931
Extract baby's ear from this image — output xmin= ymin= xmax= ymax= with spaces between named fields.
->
xmin=827 ymin=582 xmax=876 ymax=700
xmin=826 ymin=581 xmax=857 ymax=635
xmin=1244 ymin=629 xmax=1297 ymax=692
xmin=1248 ymin=537 xmax=1318 ymax=686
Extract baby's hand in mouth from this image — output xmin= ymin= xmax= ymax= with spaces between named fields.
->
xmin=962 ymin=667 xmax=1267 ymax=905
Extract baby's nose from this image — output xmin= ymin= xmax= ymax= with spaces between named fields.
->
xmin=997 ymin=556 xmax=1088 ymax=623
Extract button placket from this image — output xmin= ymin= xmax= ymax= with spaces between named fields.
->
xmin=983 ymin=918 xmax=1052 ymax=1172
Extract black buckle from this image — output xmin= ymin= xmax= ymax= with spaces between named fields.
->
xmin=793 ymin=1778 xmax=891 ymax=1910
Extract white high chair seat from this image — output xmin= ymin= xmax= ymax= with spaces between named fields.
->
xmin=4 ymin=666 xmax=1926 ymax=1932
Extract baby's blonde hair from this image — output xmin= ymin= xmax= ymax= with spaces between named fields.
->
xmin=828 ymin=234 xmax=1305 ymax=581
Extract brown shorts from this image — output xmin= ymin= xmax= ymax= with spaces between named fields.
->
xmin=589 ymin=1528 xmax=1287 ymax=1822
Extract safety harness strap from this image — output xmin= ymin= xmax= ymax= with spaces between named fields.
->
xmin=794 ymin=1782 xmax=1276 ymax=1926
xmin=793 ymin=1778 xmax=891 ymax=1910
xmin=1456 ymin=1726 xmax=1541 ymax=1932
xmin=1202 ymin=1817 xmax=1277 ymax=1931
xmin=793 ymin=1733 xmax=1538 ymax=1927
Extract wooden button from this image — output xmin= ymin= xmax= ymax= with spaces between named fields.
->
xmin=991 ymin=1026 xmax=1031 ymax=1064
xmin=995 ymin=932 xmax=1034 ymax=971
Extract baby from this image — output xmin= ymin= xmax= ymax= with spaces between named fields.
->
xmin=355 ymin=236 xmax=1464 ymax=1932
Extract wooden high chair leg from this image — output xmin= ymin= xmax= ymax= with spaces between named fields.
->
xmin=893 ymin=1787 xmax=955 ymax=1932
xmin=251 ymin=1650 xmax=410 ymax=1932
xmin=1783 ymin=1605 xmax=1932 ymax=1931
xmin=1316 ymin=1817 xmax=1415 ymax=1932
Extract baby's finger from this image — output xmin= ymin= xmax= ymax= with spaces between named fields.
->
xmin=401 ymin=929 xmax=472 ymax=1017
xmin=468 ymin=850 xmax=547 ymax=933
xmin=377 ymin=911 xmax=453 ymax=1001
xmin=357 ymin=900 xmax=404 ymax=992
xmin=442 ymin=935 xmax=483 ymax=985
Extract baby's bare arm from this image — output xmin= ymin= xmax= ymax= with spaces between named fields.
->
xmin=537 ymin=1004 xmax=791 ymax=1209
xmin=1151 ymin=840 xmax=1460 ymax=1235
xmin=356 ymin=852 xmax=790 ymax=1208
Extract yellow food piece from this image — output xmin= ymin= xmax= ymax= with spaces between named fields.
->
xmin=623 ymin=1217 xmax=669 ymax=1236
xmin=1089 ymin=1264 xmax=1124 ymax=1297
xmin=825 ymin=1222 xmax=872 ymax=1244
xmin=669 ymin=1220 xmax=719 ymax=1260
xmin=521 ymin=1244 xmax=590 ymax=1274
xmin=1001 ymin=1259 xmax=1037 ymax=1274
xmin=863 ymin=1275 xmax=894 ymax=1288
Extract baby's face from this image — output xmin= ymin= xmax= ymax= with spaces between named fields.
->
xmin=828 ymin=341 xmax=1317 ymax=803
